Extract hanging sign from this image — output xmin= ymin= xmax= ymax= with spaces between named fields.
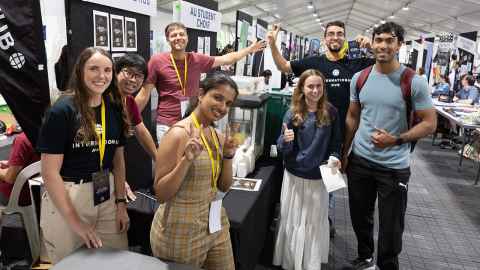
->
xmin=456 ymin=35 xmax=476 ymax=55
xmin=82 ymin=0 xmax=157 ymax=16
xmin=173 ymin=0 xmax=221 ymax=33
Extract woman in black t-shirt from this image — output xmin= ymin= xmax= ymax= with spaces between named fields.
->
xmin=37 ymin=47 xmax=129 ymax=264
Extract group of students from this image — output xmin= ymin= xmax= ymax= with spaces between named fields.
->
xmin=1 ymin=19 xmax=438 ymax=270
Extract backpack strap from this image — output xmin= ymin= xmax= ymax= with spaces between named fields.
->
xmin=355 ymin=65 xmax=374 ymax=96
xmin=399 ymin=67 xmax=416 ymax=126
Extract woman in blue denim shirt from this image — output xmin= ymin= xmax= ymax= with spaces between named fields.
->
xmin=455 ymin=74 xmax=479 ymax=104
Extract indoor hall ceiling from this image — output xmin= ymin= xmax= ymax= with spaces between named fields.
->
xmin=157 ymin=0 xmax=480 ymax=41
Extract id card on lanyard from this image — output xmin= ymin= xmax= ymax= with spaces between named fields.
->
xmin=92 ymin=98 xmax=110 ymax=206
xmin=191 ymin=113 xmax=223 ymax=234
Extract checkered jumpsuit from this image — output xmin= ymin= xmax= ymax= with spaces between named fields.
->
xmin=150 ymin=146 xmax=234 ymax=270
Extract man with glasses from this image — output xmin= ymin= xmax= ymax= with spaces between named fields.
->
xmin=135 ymin=22 xmax=266 ymax=142
xmin=267 ymin=20 xmax=374 ymax=239
xmin=115 ymin=54 xmax=157 ymax=162
xmin=343 ymin=22 xmax=436 ymax=270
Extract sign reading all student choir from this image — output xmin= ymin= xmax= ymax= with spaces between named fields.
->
xmin=173 ymin=0 xmax=221 ymax=33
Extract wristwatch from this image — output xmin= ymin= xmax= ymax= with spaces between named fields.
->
xmin=395 ymin=137 xmax=404 ymax=146
xmin=115 ymin=198 xmax=127 ymax=204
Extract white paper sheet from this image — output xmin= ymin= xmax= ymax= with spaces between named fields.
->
xmin=320 ymin=165 xmax=347 ymax=193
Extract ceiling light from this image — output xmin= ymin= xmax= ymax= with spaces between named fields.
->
xmin=307 ymin=3 xmax=314 ymax=9
xmin=402 ymin=5 xmax=409 ymax=10
xmin=374 ymin=24 xmax=379 ymax=27
xmin=315 ymin=18 xmax=321 ymax=22
xmin=274 ymin=13 xmax=280 ymax=18
xmin=313 ymin=13 xmax=318 ymax=17
xmin=380 ymin=20 xmax=386 ymax=24
xmin=389 ymin=14 xmax=395 ymax=19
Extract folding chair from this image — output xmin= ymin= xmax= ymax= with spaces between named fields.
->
xmin=1 ymin=161 xmax=41 ymax=266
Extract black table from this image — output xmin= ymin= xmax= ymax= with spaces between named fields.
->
xmin=223 ymin=164 xmax=278 ymax=270
xmin=51 ymin=247 xmax=200 ymax=270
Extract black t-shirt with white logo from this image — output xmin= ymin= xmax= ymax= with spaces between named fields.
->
xmin=291 ymin=55 xmax=374 ymax=136
xmin=37 ymin=95 xmax=125 ymax=179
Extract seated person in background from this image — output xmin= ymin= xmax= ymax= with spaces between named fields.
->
xmin=432 ymin=75 xmax=450 ymax=96
xmin=455 ymin=74 xmax=479 ymax=104
xmin=0 ymin=132 xmax=40 ymax=205
xmin=260 ymin=69 xmax=272 ymax=88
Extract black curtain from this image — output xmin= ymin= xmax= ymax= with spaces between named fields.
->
xmin=0 ymin=0 xmax=50 ymax=146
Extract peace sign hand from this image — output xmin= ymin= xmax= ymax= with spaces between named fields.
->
xmin=223 ymin=125 xmax=238 ymax=158
xmin=184 ymin=122 xmax=204 ymax=161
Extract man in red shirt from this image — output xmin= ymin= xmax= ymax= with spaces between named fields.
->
xmin=0 ymin=132 xmax=40 ymax=205
xmin=135 ymin=22 xmax=266 ymax=142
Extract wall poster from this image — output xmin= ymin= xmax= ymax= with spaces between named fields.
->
xmin=125 ymin=17 xmax=137 ymax=52
xmin=110 ymin=14 xmax=125 ymax=51
xmin=93 ymin=10 xmax=109 ymax=50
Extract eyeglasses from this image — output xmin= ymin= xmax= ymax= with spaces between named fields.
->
xmin=121 ymin=69 xmax=144 ymax=81
xmin=325 ymin=31 xmax=345 ymax=38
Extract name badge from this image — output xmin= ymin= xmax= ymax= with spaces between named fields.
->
xmin=208 ymin=192 xmax=225 ymax=234
xmin=92 ymin=169 xmax=110 ymax=206
xmin=180 ymin=99 xmax=190 ymax=118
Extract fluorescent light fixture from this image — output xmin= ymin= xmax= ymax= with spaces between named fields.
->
xmin=274 ymin=13 xmax=280 ymax=18
xmin=380 ymin=20 xmax=386 ymax=24
xmin=307 ymin=3 xmax=314 ymax=9
xmin=389 ymin=14 xmax=395 ymax=19
xmin=315 ymin=18 xmax=321 ymax=22
xmin=402 ymin=5 xmax=409 ymax=10
xmin=313 ymin=13 xmax=318 ymax=17
xmin=374 ymin=24 xmax=379 ymax=27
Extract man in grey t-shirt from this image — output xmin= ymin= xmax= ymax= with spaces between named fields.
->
xmin=342 ymin=22 xmax=437 ymax=270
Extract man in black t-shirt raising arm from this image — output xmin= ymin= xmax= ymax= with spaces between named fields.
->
xmin=267 ymin=21 xmax=374 ymax=237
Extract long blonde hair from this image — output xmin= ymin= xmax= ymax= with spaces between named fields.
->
xmin=291 ymin=69 xmax=331 ymax=127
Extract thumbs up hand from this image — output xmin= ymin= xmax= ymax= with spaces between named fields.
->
xmin=282 ymin=123 xmax=294 ymax=143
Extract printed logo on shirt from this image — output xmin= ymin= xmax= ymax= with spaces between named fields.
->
xmin=332 ymin=69 xmax=340 ymax=77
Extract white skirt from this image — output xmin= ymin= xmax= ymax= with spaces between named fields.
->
xmin=273 ymin=169 xmax=329 ymax=270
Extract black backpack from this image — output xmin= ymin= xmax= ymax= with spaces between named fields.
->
xmin=355 ymin=65 xmax=419 ymax=152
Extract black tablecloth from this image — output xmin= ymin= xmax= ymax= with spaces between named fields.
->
xmin=223 ymin=165 xmax=278 ymax=270
xmin=51 ymin=247 xmax=200 ymax=270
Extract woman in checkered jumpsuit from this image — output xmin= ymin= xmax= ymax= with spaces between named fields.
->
xmin=150 ymin=72 xmax=239 ymax=270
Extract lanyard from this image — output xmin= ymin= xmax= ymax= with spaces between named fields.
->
xmin=170 ymin=53 xmax=188 ymax=96
xmin=94 ymin=98 xmax=106 ymax=169
xmin=191 ymin=113 xmax=221 ymax=191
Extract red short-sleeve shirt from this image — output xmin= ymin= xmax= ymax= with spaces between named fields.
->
xmin=146 ymin=52 xmax=215 ymax=126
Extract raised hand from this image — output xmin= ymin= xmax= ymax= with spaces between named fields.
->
xmin=283 ymin=123 xmax=294 ymax=143
xmin=266 ymin=24 xmax=281 ymax=47
xmin=223 ymin=125 xmax=238 ymax=158
xmin=249 ymin=39 xmax=268 ymax=53
xmin=184 ymin=122 xmax=204 ymax=161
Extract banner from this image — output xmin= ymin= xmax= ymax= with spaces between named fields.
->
xmin=0 ymin=1 xmax=50 ymax=145
xmin=456 ymin=35 xmax=476 ymax=55
xmin=82 ymin=0 xmax=157 ymax=16
xmin=173 ymin=0 xmax=221 ymax=33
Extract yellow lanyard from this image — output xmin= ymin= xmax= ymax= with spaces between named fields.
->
xmin=191 ymin=113 xmax=221 ymax=191
xmin=170 ymin=53 xmax=188 ymax=96
xmin=94 ymin=98 xmax=106 ymax=169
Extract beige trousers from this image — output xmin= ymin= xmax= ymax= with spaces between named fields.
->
xmin=40 ymin=176 xmax=127 ymax=264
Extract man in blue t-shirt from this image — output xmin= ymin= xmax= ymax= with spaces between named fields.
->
xmin=343 ymin=22 xmax=437 ymax=270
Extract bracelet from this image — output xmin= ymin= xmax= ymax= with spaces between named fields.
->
xmin=115 ymin=198 xmax=127 ymax=204
xmin=223 ymin=154 xmax=234 ymax=160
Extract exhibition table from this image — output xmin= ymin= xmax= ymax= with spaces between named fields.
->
xmin=50 ymin=247 xmax=201 ymax=270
